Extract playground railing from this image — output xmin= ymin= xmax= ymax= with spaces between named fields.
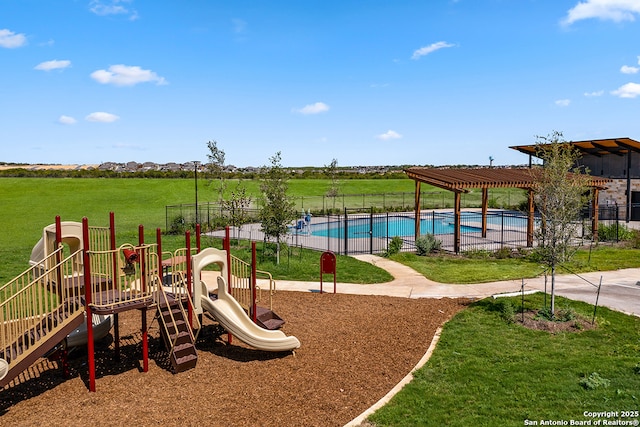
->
xmin=86 ymin=243 xmax=159 ymax=312
xmin=254 ymin=269 xmax=275 ymax=311
xmin=0 ymin=247 xmax=84 ymax=369
xmin=87 ymin=225 xmax=111 ymax=253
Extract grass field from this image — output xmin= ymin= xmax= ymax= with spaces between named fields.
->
xmin=0 ymin=177 xmax=423 ymax=282
xmin=368 ymin=293 xmax=640 ymax=426
xmin=0 ymin=177 xmax=526 ymax=283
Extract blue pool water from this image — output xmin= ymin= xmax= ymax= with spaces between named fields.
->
xmin=307 ymin=212 xmax=528 ymax=239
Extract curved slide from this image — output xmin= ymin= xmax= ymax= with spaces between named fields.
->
xmin=0 ymin=358 xmax=8 ymax=381
xmin=201 ymin=276 xmax=300 ymax=352
xmin=29 ymin=221 xmax=113 ymax=347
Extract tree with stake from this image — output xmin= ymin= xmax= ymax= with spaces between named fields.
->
xmin=206 ymin=140 xmax=227 ymax=204
xmin=205 ymin=140 xmax=251 ymax=240
xmin=259 ymin=151 xmax=297 ymax=264
xmin=324 ymin=158 xmax=340 ymax=212
xmin=532 ymin=131 xmax=591 ymax=318
xmin=227 ymin=180 xmax=253 ymax=245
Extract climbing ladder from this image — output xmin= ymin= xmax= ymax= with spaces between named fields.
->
xmin=155 ymin=273 xmax=199 ymax=373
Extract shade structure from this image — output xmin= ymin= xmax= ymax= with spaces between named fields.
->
xmin=404 ymin=167 xmax=611 ymax=253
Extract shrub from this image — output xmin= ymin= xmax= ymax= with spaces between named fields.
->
xmin=598 ymin=222 xmax=636 ymax=241
xmin=168 ymin=215 xmax=186 ymax=234
xmin=415 ymin=234 xmax=442 ymax=255
xmin=579 ymin=372 xmax=610 ymax=390
xmin=463 ymin=249 xmax=493 ymax=259
xmin=494 ymin=247 xmax=512 ymax=259
xmin=384 ymin=236 xmax=404 ymax=257
xmin=495 ymin=299 xmax=515 ymax=324
xmin=630 ymin=229 xmax=640 ymax=249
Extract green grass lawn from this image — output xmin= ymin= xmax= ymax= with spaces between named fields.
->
xmin=0 ymin=177 xmax=412 ymax=283
xmin=369 ymin=293 xmax=640 ymax=426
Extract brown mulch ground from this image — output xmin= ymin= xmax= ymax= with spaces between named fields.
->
xmin=1 ymin=292 xmax=469 ymax=427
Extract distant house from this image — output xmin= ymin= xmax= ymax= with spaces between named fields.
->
xmin=141 ymin=162 xmax=158 ymax=171
xmin=510 ymin=137 xmax=640 ymax=221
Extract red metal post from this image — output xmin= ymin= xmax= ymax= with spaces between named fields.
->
xmin=320 ymin=251 xmax=337 ymax=294
xmin=53 ymin=216 xmax=67 ymax=375
xmin=139 ymin=225 xmax=148 ymax=373
xmin=156 ymin=227 xmax=162 ymax=264
xmin=82 ymin=217 xmax=96 ymax=392
xmin=251 ymin=241 xmax=257 ymax=323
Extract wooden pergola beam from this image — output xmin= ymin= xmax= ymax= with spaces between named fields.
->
xmin=405 ymin=167 xmax=611 ymax=253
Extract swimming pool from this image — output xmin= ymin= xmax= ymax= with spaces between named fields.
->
xmin=307 ymin=211 xmax=528 ymax=239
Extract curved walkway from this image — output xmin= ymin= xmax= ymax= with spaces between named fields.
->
xmin=274 ymin=254 xmax=640 ymax=317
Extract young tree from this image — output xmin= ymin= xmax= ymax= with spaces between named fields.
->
xmin=324 ymin=158 xmax=340 ymax=212
xmin=258 ymin=151 xmax=297 ymax=263
xmin=532 ymin=131 xmax=591 ymax=317
xmin=206 ymin=140 xmax=227 ymax=203
xmin=226 ymin=179 xmax=253 ymax=244
xmin=324 ymin=158 xmax=340 ymax=197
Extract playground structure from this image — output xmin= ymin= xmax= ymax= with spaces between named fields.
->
xmin=0 ymin=213 xmax=299 ymax=392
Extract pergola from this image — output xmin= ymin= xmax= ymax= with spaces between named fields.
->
xmin=404 ymin=167 xmax=612 ymax=253
xmin=510 ymin=137 xmax=640 ymax=221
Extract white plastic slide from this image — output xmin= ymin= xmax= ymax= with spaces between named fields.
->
xmin=29 ymin=221 xmax=113 ymax=347
xmin=0 ymin=358 xmax=8 ymax=381
xmin=191 ymin=248 xmax=300 ymax=352
xmin=201 ymin=276 xmax=300 ymax=352
xmin=29 ymin=221 xmax=84 ymax=268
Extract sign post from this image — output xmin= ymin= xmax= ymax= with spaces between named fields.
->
xmin=320 ymin=251 xmax=337 ymax=294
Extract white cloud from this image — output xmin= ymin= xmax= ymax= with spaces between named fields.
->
xmin=86 ymin=112 xmax=120 ymax=122
xmin=34 ymin=60 xmax=71 ymax=71
xmin=411 ymin=41 xmax=455 ymax=60
xmin=584 ymin=90 xmax=604 ymax=97
xmin=232 ymin=18 xmax=247 ymax=34
xmin=0 ymin=29 xmax=27 ymax=48
xmin=58 ymin=115 xmax=77 ymax=125
xmin=89 ymin=0 xmax=139 ymax=20
xmin=376 ymin=130 xmax=402 ymax=140
xmin=621 ymin=64 xmax=639 ymax=74
xmin=611 ymin=82 xmax=640 ymax=98
xmin=293 ymin=102 xmax=330 ymax=115
xmin=555 ymin=99 xmax=571 ymax=107
xmin=562 ymin=0 xmax=640 ymax=26
xmin=90 ymin=64 xmax=167 ymax=86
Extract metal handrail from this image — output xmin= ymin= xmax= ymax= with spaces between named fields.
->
xmin=1 ymin=247 xmax=84 ymax=369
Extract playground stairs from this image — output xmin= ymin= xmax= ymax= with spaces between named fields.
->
xmin=253 ymin=306 xmax=285 ymax=330
xmin=0 ymin=303 xmax=85 ymax=388
xmin=157 ymin=297 xmax=197 ymax=374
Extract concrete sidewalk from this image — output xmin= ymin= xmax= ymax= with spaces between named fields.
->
xmin=271 ymin=254 xmax=640 ymax=317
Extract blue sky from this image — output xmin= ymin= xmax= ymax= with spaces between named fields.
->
xmin=2 ymin=0 xmax=640 ymax=167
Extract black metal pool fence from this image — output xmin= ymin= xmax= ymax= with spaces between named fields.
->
xmin=165 ymin=203 xmax=629 ymax=255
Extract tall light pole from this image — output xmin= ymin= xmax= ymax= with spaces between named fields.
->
xmin=194 ymin=161 xmax=200 ymax=225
